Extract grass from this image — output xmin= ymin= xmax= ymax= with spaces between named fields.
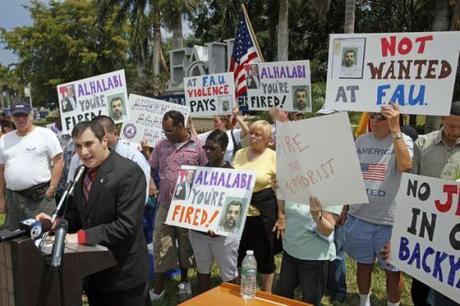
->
xmin=151 ymin=254 xmax=414 ymax=306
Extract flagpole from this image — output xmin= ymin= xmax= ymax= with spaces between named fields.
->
xmin=241 ymin=3 xmax=264 ymax=62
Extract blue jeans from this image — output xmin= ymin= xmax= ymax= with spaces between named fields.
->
xmin=327 ymin=226 xmax=347 ymax=300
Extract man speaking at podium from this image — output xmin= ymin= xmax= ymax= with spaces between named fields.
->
xmin=37 ymin=120 xmax=148 ymax=306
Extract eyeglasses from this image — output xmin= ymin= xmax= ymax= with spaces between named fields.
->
xmin=162 ymin=125 xmax=178 ymax=135
xmin=203 ymin=145 xmax=219 ymax=152
xmin=370 ymin=113 xmax=386 ymax=121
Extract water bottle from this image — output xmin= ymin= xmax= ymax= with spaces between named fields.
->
xmin=240 ymin=250 xmax=257 ymax=299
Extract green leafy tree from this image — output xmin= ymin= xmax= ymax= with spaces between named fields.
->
xmin=0 ymin=0 xmax=130 ymax=107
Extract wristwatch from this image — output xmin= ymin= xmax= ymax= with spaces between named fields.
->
xmin=391 ymin=131 xmax=402 ymax=139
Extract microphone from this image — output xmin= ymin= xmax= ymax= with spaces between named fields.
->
xmin=69 ymin=165 xmax=85 ymax=196
xmin=0 ymin=218 xmax=52 ymax=243
xmin=50 ymin=219 xmax=68 ymax=269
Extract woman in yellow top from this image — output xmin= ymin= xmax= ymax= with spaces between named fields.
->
xmin=233 ymin=120 xmax=283 ymax=292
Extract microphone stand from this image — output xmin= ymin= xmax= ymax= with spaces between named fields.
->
xmin=38 ymin=177 xmax=77 ymax=251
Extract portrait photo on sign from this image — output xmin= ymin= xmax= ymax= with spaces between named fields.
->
xmin=216 ymin=197 xmax=247 ymax=234
xmin=173 ymin=169 xmax=196 ymax=201
xmin=331 ymin=38 xmax=366 ymax=79
xmin=108 ymin=94 xmax=126 ymax=122
xmin=291 ymin=85 xmax=311 ymax=112
xmin=59 ymin=84 xmax=77 ymax=113
xmin=219 ymin=96 xmax=232 ymax=113
xmin=246 ymin=64 xmax=260 ymax=89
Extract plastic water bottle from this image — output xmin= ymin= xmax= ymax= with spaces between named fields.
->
xmin=240 ymin=250 xmax=257 ymax=299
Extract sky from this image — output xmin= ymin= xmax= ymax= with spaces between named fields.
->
xmin=0 ymin=0 xmax=193 ymax=67
xmin=0 ymin=0 xmax=33 ymax=66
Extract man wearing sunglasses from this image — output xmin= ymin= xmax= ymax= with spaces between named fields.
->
xmin=343 ymin=104 xmax=413 ymax=306
xmin=148 ymin=110 xmax=207 ymax=301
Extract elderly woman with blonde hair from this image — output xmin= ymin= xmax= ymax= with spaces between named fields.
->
xmin=232 ymin=120 xmax=283 ymax=292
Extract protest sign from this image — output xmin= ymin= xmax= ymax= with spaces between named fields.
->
xmin=57 ymin=69 xmax=128 ymax=133
xmin=165 ymin=166 xmax=255 ymax=239
xmin=276 ymin=112 xmax=368 ymax=206
xmin=324 ymin=32 xmax=460 ymax=115
xmin=390 ymin=174 xmax=460 ymax=304
xmin=184 ymin=72 xmax=236 ymax=116
xmin=120 ymin=94 xmax=189 ymax=146
xmin=247 ymin=60 xmax=312 ymax=112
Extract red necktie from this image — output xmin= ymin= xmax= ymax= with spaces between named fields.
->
xmin=83 ymin=168 xmax=97 ymax=203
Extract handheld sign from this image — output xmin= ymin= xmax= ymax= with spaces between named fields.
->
xmin=276 ymin=112 xmax=368 ymax=206
xmin=57 ymin=69 xmax=128 ymax=133
xmin=120 ymin=94 xmax=189 ymax=147
xmin=184 ymin=72 xmax=236 ymax=117
xmin=165 ymin=166 xmax=255 ymax=239
xmin=390 ymin=174 xmax=460 ymax=304
xmin=247 ymin=60 xmax=312 ymax=112
xmin=325 ymin=32 xmax=460 ymax=115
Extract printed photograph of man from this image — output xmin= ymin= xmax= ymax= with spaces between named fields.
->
xmin=246 ymin=64 xmax=260 ymax=89
xmin=219 ymin=96 xmax=232 ymax=112
xmin=292 ymin=86 xmax=311 ymax=112
xmin=217 ymin=200 xmax=243 ymax=233
xmin=339 ymin=46 xmax=362 ymax=78
xmin=342 ymin=48 xmax=357 ymax=68
xmin=59 ymin=85 xmax=77 ymax=113
xmin=174 ymin=169 xmax=195 ymax=200
xmin=109 ymin=95 xmax=126 ymax=121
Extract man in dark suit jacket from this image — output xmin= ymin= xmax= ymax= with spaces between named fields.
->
xmin=39 ymin=120 xmax=148 ymax=305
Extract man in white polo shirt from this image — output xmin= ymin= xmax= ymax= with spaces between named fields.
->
xmin=0 ymin=101 xmax=64 ymax=228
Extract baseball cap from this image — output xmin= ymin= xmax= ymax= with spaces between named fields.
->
xmin=10 ymin=102 xmax=31 ymax=115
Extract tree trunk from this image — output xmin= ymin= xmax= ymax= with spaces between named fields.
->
xmin=450 ymin=0 xmax=460 ymax=30
xmin=312 ymin=0 xmax=330 ymax=19
xmin=135 ymin=42 xmax=146 ymax=78
xmin=277 ymin=0 xmax=289 ymax=61
xmin=344 ymin=0 xmax=355 ymax=33
xmin=152 ymin=26 xmax=161 ymax=75
xmin=172 ymin=13 xmax=184 ymax=49
xmin=425 ymin=0 xmax=450 ymax=133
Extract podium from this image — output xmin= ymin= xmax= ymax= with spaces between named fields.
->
xmin=0 ymin=235 xmax=116 ymax=306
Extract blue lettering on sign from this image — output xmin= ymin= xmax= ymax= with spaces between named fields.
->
xmin=376 ymin=84 xmax=426 ymax=106
xmin=398 ymin=236 xmax=460 ymax=288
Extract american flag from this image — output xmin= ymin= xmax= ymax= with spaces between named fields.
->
xmin=229 ymin=12 xmax=261 ymax=98
xmin=361 ymin=163 xmax=388 ymax=181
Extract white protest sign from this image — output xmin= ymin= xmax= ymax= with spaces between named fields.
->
xmin=57 ymin=69 xmax=128 ymax=134
xmin=165 ymin=166 xmax=255 ymax=239
xmin=247 ymin=60 xmax=312 ymax=112
xmin=184 ymin=72 xmax=236 ymax=117
xmin=325 ymin=32 xmax=460 ymax=115
xmin=276 ymin=112 xmax=368 ymax=206
xmin=120 ymin=94 xmax=189 ymax=147
xmin=390 ymin=174 xmax=460 ymax=304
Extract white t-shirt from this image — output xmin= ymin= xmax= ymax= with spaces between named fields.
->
xmin=198 ymin=129 xmax=242 ymax=162
xmin=349 ymin=133 xmax=413 ymax=225
xmin=0 ymin=127 xmax=63 ymax=190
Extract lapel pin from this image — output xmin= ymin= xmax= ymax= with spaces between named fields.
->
xmin=100 ymin=178 xmax=104 ymax=183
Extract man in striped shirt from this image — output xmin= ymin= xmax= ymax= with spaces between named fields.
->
xmin=410 ymin=101 xmax=460 ymax=306
xmin=343 ymin=104 xmax=413 ymax=306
